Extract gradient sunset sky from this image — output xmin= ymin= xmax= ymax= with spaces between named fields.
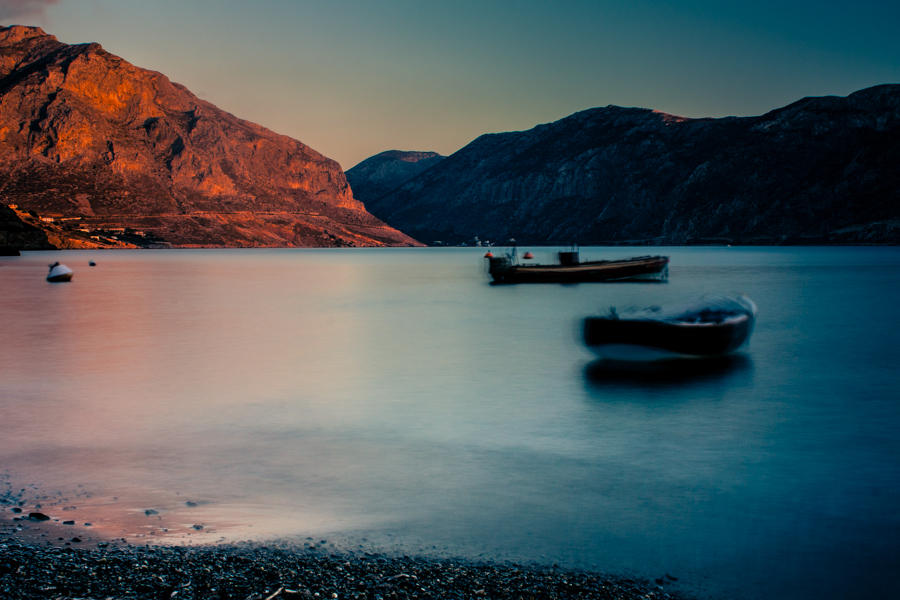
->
xmin=2 ymin=0 xmax=898 ymax=169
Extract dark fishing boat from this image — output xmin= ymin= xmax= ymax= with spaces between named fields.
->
xmin=583 ymin=295 xmax=757 ymax=361
xmin=486 ymin=249 xmax=668 ymax=284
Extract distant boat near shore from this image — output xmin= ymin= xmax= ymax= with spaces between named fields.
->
xmin=46 ymin=262 xmax=73 ymax=282
xmin=486 ymin=248 xmax=668 ymax=284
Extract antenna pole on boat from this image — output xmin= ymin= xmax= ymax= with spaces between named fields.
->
xmin=508 ymin=238 xmax=517 ymax=264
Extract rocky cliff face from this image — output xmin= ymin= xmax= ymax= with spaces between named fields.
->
xmin=371 ymin=85 xmax=900 ymax=245
xmin=345 ymin=150 xmax=444 ymax=213
xmin=0 ymin=25 xmax=419 ymax=248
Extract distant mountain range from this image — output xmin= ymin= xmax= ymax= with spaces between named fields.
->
xmin=3 ymin=24 xmax=896 ymax=250
xmin=345 ymin=150 xmax=444 ymax=211
xmin=0 ymin=25 xmax=418 ymax=248
xmin=350 ymin=85 xmax=900 ymax=245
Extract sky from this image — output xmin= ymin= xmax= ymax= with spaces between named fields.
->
xmin=1 ymin=0 xmax=898 ymax=169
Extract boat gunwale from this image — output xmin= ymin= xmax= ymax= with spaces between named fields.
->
xmin=598 ymin=312 xmax=752 ymax=328
xmin=507 ymin=255 xmax=668 ymax=273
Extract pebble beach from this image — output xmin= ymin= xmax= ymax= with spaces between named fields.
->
xmin=1 ymin=533 xmax=686 ymax=600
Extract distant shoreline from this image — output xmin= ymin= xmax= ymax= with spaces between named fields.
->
xmin=5 ymin=240 xmax=900 ymax=251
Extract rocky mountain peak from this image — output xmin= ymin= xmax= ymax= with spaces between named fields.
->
xmin=0 ymin=24 xmax=53 ymax=44
xmin=0 ymin=26 xmax=418 ymax=247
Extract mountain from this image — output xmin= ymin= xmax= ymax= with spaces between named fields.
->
xmin=371 ymin=85 xmax=900 ymax=245
xmin=345 ymin=150 xmax=444 ymax=213
xmin=0 ymin=204 xmax=53 ymax=251
xmin=0 ymin=25 xmax=419 ymax=248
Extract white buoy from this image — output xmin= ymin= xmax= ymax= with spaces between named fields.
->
xmin=47 ymin=262 xmax=73 ymax=282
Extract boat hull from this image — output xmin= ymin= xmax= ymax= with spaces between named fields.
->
xmin=488 ymin=255 xmax=668 ymax=284
xmin=46 ymin=264 xmax=73 ymax=282
xmin=584 ymin=312 xmax=754 ymax=359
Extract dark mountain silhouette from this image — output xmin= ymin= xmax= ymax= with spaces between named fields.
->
xmin=0 ymin=204 xmax=52 ymax=251
xmin=345 ymin=150 xmax=444 ymax=213
xmin=368 ymin=85 xmax=900 ymax=245
xmin=0 ymin=25 xmax=419 ymax=248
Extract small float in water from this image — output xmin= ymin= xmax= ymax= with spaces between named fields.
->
xmin=583 ymin=295 xmax=757 ymax=361
xmin=46 ymin=262 xmax=73 ymax=282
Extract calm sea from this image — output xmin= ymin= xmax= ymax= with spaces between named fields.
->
xmin=1 ymin=247 xmax=899 ymax=599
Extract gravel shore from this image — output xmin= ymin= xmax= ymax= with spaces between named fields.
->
xmin=0 ymin=535 xmax=689 ymax=600
xmin=2 ymin=482 xmax=691 ymax=599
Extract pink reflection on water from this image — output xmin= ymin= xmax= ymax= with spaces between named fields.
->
xmin=1 ymin=251 xmax=399 ymax=542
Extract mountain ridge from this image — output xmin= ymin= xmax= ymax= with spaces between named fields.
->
xmin=361 ymin=84 xmax=900 ymax=245
xmin=0 ymin=25 xmax=419 ymax=248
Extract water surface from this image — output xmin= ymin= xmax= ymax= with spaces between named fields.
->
xmin=1 ymin=247 xmax=899 ymax=600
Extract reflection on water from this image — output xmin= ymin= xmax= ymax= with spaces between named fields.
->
xmin=584 ymin=354 xmax=754 ymax=386
xmin=2 ymin=247 xmax=900 ymax=600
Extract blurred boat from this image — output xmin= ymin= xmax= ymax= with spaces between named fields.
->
xmin=583 ymin=295 xmax=756 ymax=361
xmin=487 ymin=249 xmax=668 ymax=284
xmin=46 ymin=262 xmax=73 ymax=282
